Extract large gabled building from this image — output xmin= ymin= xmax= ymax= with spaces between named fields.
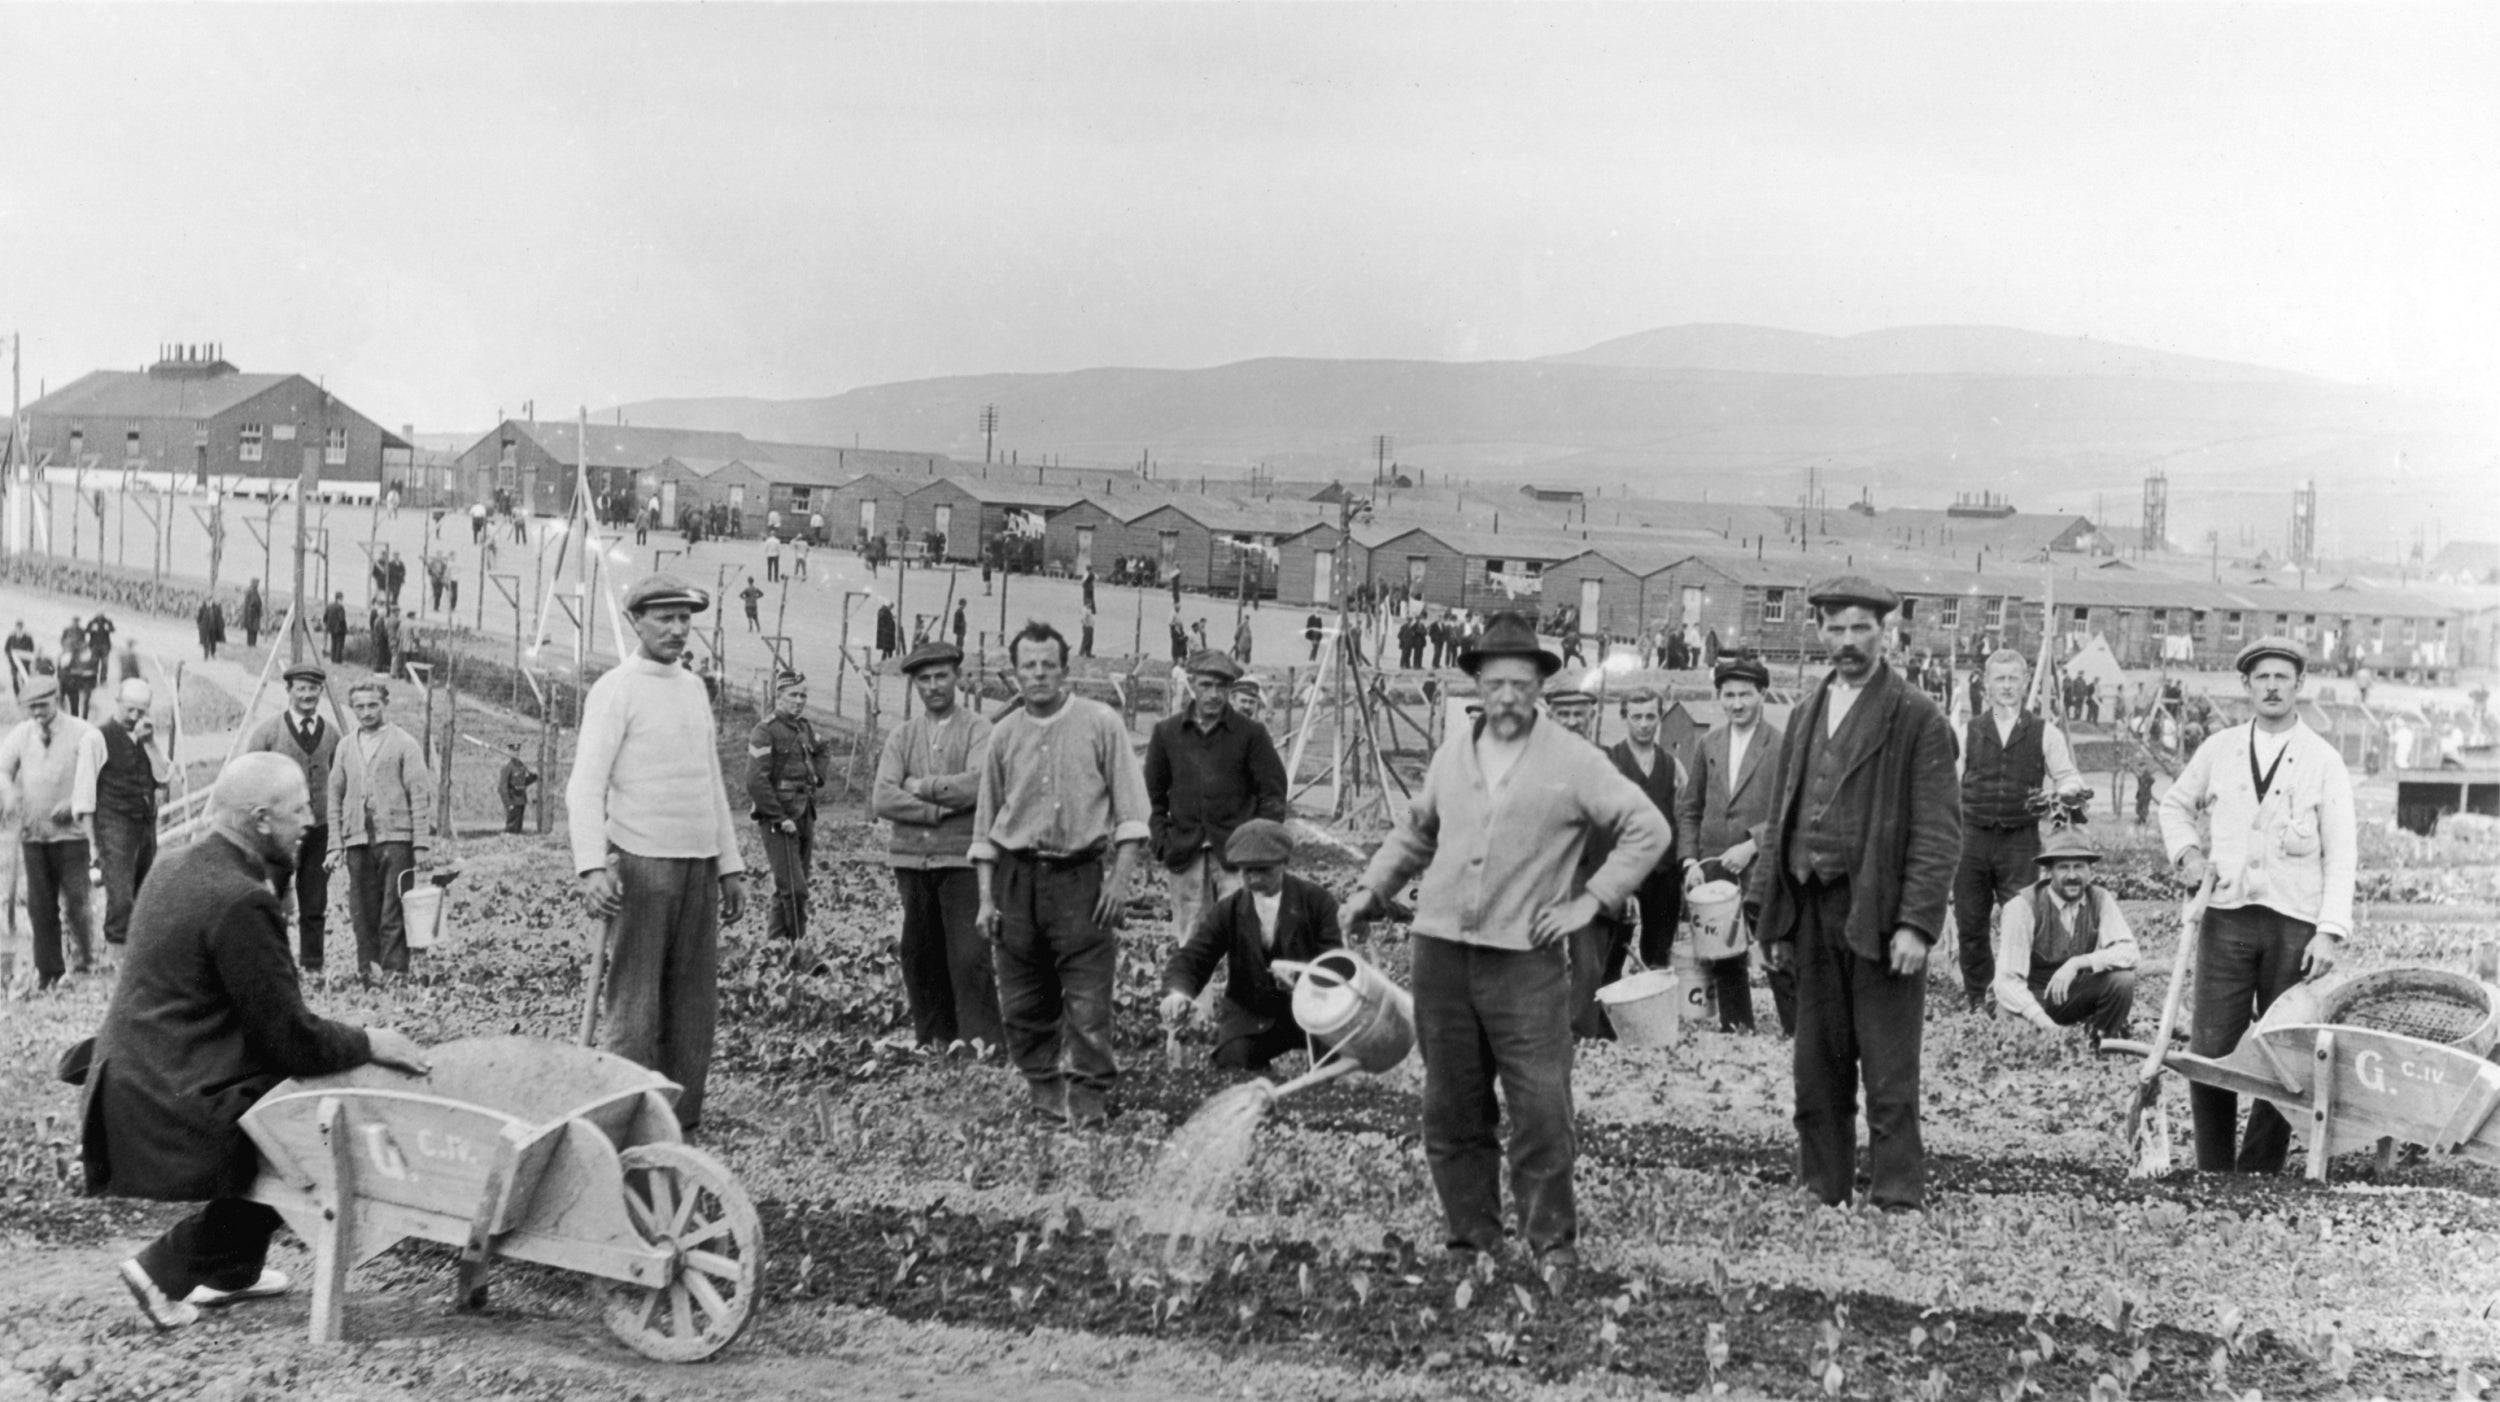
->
xmin=23 ymin=345 xmax=406 ymax=493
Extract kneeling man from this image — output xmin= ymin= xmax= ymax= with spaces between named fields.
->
xmin=1158 ymin=819 xmax=1343 ymax=1071
xmin=1990 ymin=829 xmax=2138 ymax=1040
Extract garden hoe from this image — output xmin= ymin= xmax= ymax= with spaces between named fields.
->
xmin=2126 ymin=871 xmax=2213 ymax=1178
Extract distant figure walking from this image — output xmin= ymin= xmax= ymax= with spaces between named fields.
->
xmin=195 ymin=597 xmax=226 ymax=661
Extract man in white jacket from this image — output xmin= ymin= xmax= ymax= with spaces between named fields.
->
xmin=2160 ymin=636 xmax=2355 ymax=1174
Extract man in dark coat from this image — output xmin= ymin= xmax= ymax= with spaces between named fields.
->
xmin=1160 ymin=820 xmax=1343 ymax=1071
xmin=1144 ymin=649 xmax=1289 ymax=953
xmin=875 ymin=602 xmax=899 ymax=661
xmin=1605 ymin=686 xmax=1684 ymax=969
xmin=1677 ymin=657 xmax=1789 ymax=1032
xmin=239 ymin=664 xmax=342 ymax=972
xmin=195 ymin=596 xmax=226 ymax=660
xmin=1748 ymin=577 xmax=1960 ymax=1212
xmin=79 ymin=752 xmax=430 ymax=1329
xmin=747 ymin=671 xmax=829 ymax=942
xmin=499 ymin=742 xmax=539 ymax=834
xmin=239 ymin=580 xmax=264 ymax=648
xmin=323 ymin=594 xmax=350 ymax=663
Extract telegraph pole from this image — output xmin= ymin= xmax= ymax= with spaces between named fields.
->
xmin=979 ymin=404 xmax=999 ymax=464
xmin=290 ymin=403 xmax=319 ymax=665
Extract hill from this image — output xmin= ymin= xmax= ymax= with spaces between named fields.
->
xmin=1544 ymin=323 xmax=2302 ymax=382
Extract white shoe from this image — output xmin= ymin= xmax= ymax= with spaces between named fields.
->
xmin=119 ymin=1259 xmax=200 ymax=1331
xmin=186 ymin=1267 xmax=292 ymax=1307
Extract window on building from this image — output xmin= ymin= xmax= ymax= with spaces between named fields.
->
xmin=2150 ymin=608 xmax=2167 ymax=631
xmin=68 ymin=425 xmax=84 ymax=462
xmin=2403 ymin=617 xmax=2419 ymax=645
xmin=2274 ymin=613 xmax=2289 ymax=633
xmin=499 ymin=437 xmax=517 ymax=468
xmin=2072 ymin=606 xmax=2090 ymax=627
xmin=1762 ymin=587 xmax=1788 ymax=624
xmin=2225 ymin=611 xmax=2244 ymax=641
xmin=1990 ymin=596 xmax=2010 ymax=630
xmin=325 ymin=426 xmax=347 ymax=466
xmin=1940 ymin=597 xmax=1962 ymax=628
xmin=125 ymin=422 xmax=143 ymax=459
xmin=239 ymin=423 xmax=264 ymax=463
xmin=2191 ymin=609 xmax=2208 ymax=634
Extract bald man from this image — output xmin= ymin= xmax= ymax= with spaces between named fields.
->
xmin=79 ymin=753 xmax=429 ymax=1330
xmin=80 ymin=679 xmax=174 ymax=950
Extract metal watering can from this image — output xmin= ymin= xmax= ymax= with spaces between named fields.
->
xmin=1271 ymin=951 xmax=1416 ymax=1075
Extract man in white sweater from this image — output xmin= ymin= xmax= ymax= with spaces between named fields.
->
xmin=570 ymin=574 xmax=747 ymax=1132
xmin=2160 ymin=636 xmax=2355 ymax=1174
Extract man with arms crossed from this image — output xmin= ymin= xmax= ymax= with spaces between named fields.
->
xmin=972 ymin=622 xmax=1150 ymax=1127
xmin=1344 ymin=613 xmax=1666 ymax=1267
xmin=874 ymin=640 xmax=1003 ymax=1051
xmin=570 ymin=575 xmax=747 ymax=1133
xmin=1748 ymin=578 xmax=1960 ymax=1211
xmin=2160 ymin=636 xmax=2355 ymax=1173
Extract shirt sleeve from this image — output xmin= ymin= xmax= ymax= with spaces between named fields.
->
xmin=871 ymin=723 xmax=945 ymax=827
xmin=1992 ymin=898 xmax=2056 ymax=1029
xmin=1579 ymin=756 xmax=1671 ymax=915
xmin=968 ymin=720 xmax=1007 ymax=864
xmin=704 ymin=706 xmax=745 ymax=876
xmin=921 ymin=716 xmax=988 ymax=810
xmin=2092 ymin=889 xmax=2138 ymax=970
xmin=1247 ymin=723 xmax=1290 ymax=822
xmin=747 ymin=722 xmax=789 ymax=822
xmin=2315 ymin=743 xmax=2359 ymax=940
xmin=406 ymin=735 xmax=436 ymax=848
xmin=1104 ymin=710 xmax=1153 ymax=846
xmin=2040 ymin=723 xmax=2085 ymax=793
xmin=70 ymin=727 xmax=105 ymax=818
xmin=567 ymin=680 xmax=625 ymax=874
xmin=2157 ymin=733 xmax=2218 ymax=865
xmin=1361 ymin=743 xmax=1448 ymax=900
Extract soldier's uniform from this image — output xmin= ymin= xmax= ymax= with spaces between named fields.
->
xmin=748 ymin=674 xmax=828 ymax=941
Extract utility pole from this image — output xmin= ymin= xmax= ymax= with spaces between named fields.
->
xmin=979 ymin=404 xmax=999 ymax=464
xmin=1372 ymin=434 xmax=1392 ymax=487
xmin=290 ymin=399 xmax=321 ymax=665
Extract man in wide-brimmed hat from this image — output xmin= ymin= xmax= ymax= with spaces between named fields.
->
xmin=568 ymin=573 xmax=747 ymax=1133
xmin=1145 ymin=648 xmax=1288 ymax=956
xmin=1345 ymin=611 xmax=1667 ymax=1268
xmin=873 ymin=640 xmax=1002 ymax=1051
xmin=1747 ymin=576 xmax=1960 ymax=1212
xmin=1990 ymin=828 xmax=2138 ymax=1039
xmin=2160 ymin=635 xmax=2355 ymax=1174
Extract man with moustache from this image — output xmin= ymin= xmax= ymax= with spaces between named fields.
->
xmin=1145 ymin=649 xmax=1288 ymax=954
xmin=873 ymin=640 xmax=1001 ymax=1051
xmin=1991 ymin=830 xmax=2138 ymax=1041
xmin=240 ymin=664 xmax=341 ymax=973
xmin=1747 ymin=577 xmax=1959 ymax=1211
xmin=972 ymin=622 xmax=1151 ymax=1127
xmin=2160 ymin=637 xmax=2355 ymax=1174
xmin=569 ymin=574 xmax=748 ymax=1133
xmin=1677 ymin=656 xmax=1789 ymax=1033
xmin=1952 ymin=648 xmax=2089 ymax=1012
xmin=1345 ymin=613 xmax=1666 ymax=1266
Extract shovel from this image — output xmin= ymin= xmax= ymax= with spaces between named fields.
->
xmin=2125 ymin=871 xmax=2213 ymax=1178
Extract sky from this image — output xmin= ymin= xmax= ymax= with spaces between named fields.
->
xmin=3 ymin=4 xmax=2495 ymax=439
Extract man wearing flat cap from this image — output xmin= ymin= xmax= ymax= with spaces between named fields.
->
xmin=873 ymin=640 xmax=1001 ymax=1050
xmin=1952 ymin=648 xmax=2089 ymax=1013
xmin=1678 ymin=656 xmax=1790 ymax=1032
xmin=569 ymin=573 xmax=746 ymax=1133
xmin=1747 ymin=576 xmax=1960 ymax=1211
xmin=2 ymin=674 xmax=101 ymax=987
xmin=2160 ymin=636 xmax=2355 ymax=1174
xmin=1144 ymin=648 xmax=1288 ymax=956
xmin=240 ymin=663 xmax=341 ymax=972
xmin=1347 ymin=611 xmax=1667 ymax=1267
xmin=1990 ymin=829 xmax=2137 ymax=1040
xmin=1159 ymin=819 xmax=1345 ymax=1072
xmin=748 ymin=669 xmax=829 ymax=944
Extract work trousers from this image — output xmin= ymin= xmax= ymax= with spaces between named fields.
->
xmin=1412 ymin=934 xmax=1577 ymax=1257
xmin=895 ymin=865 xmax=1001 ymax=1049
xmin=1788 ymin=875 xmax=1927 ymax=1210
xmin=990 ymin=849 xmax=1118 ymax=1122
xmin=1952 ymin=822 xmax=2041 ymax=1005
xmin=1698 ymin=858 xmax=1789 ymax=1032
xmin=600 ymin=853 xmax=722 ymax=1132
xmin=23 ymin=839 xmax=95 ymax=987
xmin=1164 ymin=849 xmax=1238 ymax=949
xmin=503 ymin=800 xmax=528 ymax=834
xmin=133 ymin=1200 xmax=284 ymax=1303
xmin=2029 ymin=966 xmax=2137 ymax=1040
xmin=2190 ymin=903 xmax=2314 ymax=1173
xmin=92 ymin=811 xmax=158 ymax=948
xmin=343 ymin=841 xmax=416 ymax=976
xmin=1566 ymin=918 xmax=1632 ymax=1041
xmin=761 ymin=812 xmax=814 ymax=943
xmin=1212 ymin=1017 xmax=1309 ymax=1072
xmin=293 ymin=825 xmax=330 ymax=970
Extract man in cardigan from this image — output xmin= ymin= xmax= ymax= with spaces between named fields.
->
xmin=1952 ymin=649 xmax=2087 ymax=1012
xmin=1677 ymin=657 xmax=1789 ymax=1032
xmin=747 ymin=670 xmax=829 ymax=944
xmin=82 ymin=753 xmax=430 ymax=1330
xmin=240 ymin=664 xmax=340 ymax=973
xmin=2160 ymin=636 xmax=2356 ymax=1173
xmin=570 ymin=574 xmax=748 ymax=1133
xmin=1990 ymin=829 xmax=2138 ymax=1041
xmin=873 ymin=640 xmax=1001 ymax=1051
xmin=77 ymin=679 xmax=173 ymax=954
xmin=1345 ymin=613 xmax=1667 ymax=1265
xmin=1747 ymin=577 xmax=1960 ymax=1211
xmin=1159 ymin=819 xmax=1345 ymax=1072
xmin=1144 ymin=649 xmax=1289 ymax=955
xmin=972 ymin=622 xmax=1151 ymax=1127
xmin=1 ymin=674 xmax=101 ymax=987
xmin=327 ymin=679 xmax=435 ymax=980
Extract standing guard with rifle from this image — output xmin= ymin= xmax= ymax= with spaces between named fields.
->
xmin=747 ymin=670 xmax=828 ymax=943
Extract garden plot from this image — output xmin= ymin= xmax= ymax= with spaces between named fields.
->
xmin=5 ymin=815 xmax=2499 ymax=1400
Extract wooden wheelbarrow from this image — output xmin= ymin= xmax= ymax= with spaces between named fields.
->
xmin=240 ymin=1035 xmax=762 ymax=1360
xmin=2102 ymin=963 xmax=2500 ymax=1182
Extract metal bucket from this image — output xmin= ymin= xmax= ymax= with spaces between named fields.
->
xmin=1687 ymin=880 xmax=1748 ymax=961
xmin=401 ymin=870 xmax=446 ymax=952
xmin=1597 ymin=968 xmax=1682 ymax=1048
xmin=1285 ymin=951 xmax=1416 ymax=1074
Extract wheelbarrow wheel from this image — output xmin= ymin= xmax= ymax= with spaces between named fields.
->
xmin=603 ymin=1142 xmax=764 ymax=1361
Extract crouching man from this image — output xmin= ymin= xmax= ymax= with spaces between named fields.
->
xmin=1990 ymin=829 xmax=2138 ymax=1041
xmin=1157 ymin=819 xmax=1343 ymax=1071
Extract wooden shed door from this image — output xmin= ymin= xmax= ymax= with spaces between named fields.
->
xmin=661 ymin=480 xmax=678 ymax=525
xmin=1579 ymin=578 xmax=1603 ymax=636
xmin=860 ymin=500 xmax=877 ymax=537
xmin=933 ymin=504 xmax=953 ymax=550
xmin=1406 ymin=557 xmax=1428 ymax=596
xmin=1075 ymin=527 xmax=1095 ymax=574
xmin=1313 ymin=549 xmax=1335 ymax=604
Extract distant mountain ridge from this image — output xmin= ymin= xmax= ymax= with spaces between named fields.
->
xmin=1545 ymin=323 xmax=2303 ymax=382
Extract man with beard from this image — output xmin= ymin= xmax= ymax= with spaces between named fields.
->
xmin=240 ymin=664 xmax=340 ymax=973
xmin=2161 ymin=637 xmax=2355 ymax=1174
xmin=1678 ymin=657 xmax=1789 ymax=1033
xmin=874 ymin=641 xmax=1001 ymax=1050
xmin=1952 ymin=648 xmax=2087 ymax=1012
xmin=1344 ymin=613 xmax=1665 ymax=1267
xmin=1747 ymin=577 xmax=1959 ymax=1211
xmin=80 ymin=753 xmax=431 ymax=1330
xmin=569 ymin=574 xmax=748 ymax=1132
xmin=971 ymin=622 xmax=1150 ymax=1127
